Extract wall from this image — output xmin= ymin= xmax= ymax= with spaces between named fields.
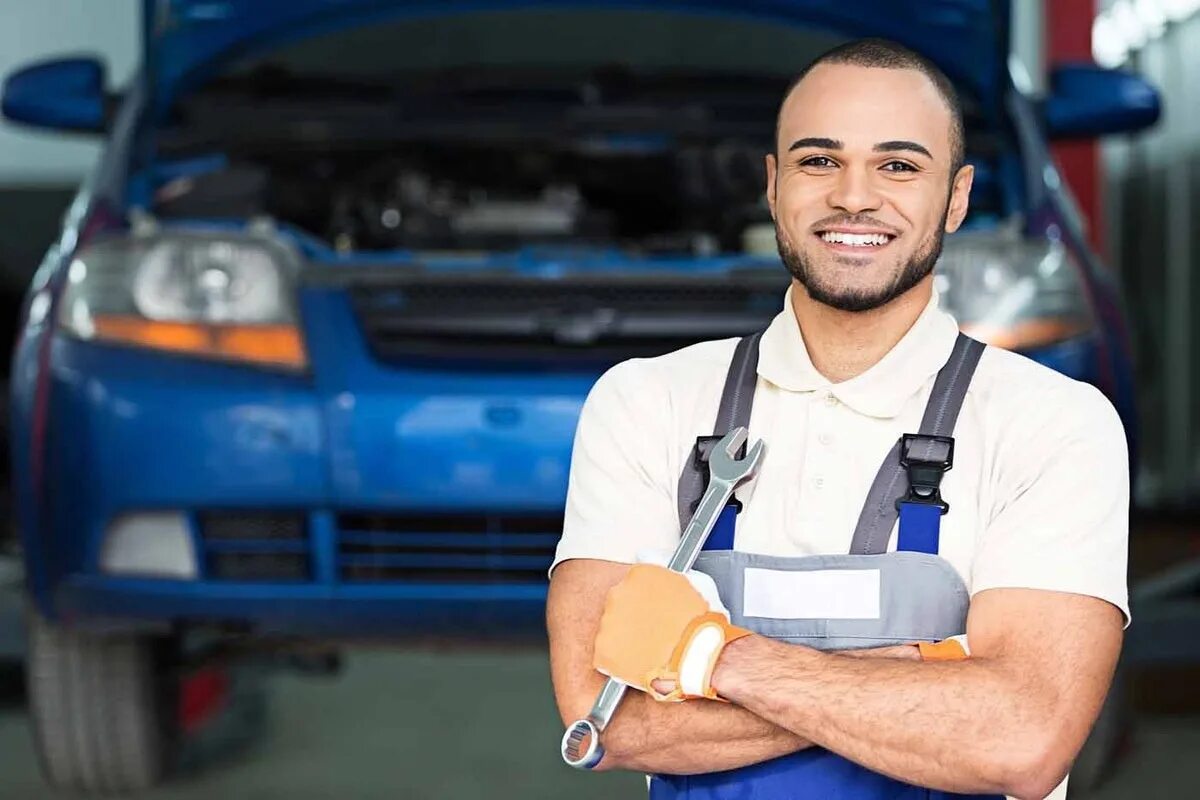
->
xmin=0 ymin=1 xmax=138 ymax=293
xmin=1104 ymin=11 xmax=1200 ymax=506
xmin=0 ymin=0 xmax=138 ymax=183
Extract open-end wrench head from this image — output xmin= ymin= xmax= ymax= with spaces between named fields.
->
xmin=708 ymin=427 xmax=765 ymax=484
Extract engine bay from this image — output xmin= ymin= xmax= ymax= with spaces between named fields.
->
xmin=154 ymin=140 xmax=774 ymax=256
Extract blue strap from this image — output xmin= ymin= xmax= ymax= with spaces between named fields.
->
xmin=701 ymin=503 xmax=738 ymax=551
xmin=701 ymin=502 xmax=940 ymax=560
xmin=896 ymin=502 xmax=941 ymax=554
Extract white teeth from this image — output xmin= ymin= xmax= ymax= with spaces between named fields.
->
xmin=820 ymin=232 xmax=891 ymax=246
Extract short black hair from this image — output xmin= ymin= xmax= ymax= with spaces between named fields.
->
xmin=775 ymin=38 xmax=966 ymax=175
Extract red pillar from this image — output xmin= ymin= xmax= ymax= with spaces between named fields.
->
xmin=1046 ymin=0 xmax=1104 ymax=254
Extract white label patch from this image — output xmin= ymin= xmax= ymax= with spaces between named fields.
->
xmin=742 ymin=568 xmax=881 ymax=619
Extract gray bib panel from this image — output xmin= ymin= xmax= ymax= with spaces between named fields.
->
xmin=693 ymin=550 xmax=969 ymax=651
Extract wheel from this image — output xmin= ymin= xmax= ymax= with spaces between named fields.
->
xmin=1067 ymin=661 xmax=1132 ymax=797
xmin=25 ymin=608 xmax=178 ymax=794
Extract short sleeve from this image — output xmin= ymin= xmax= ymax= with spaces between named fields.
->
xmin=550 ymin=360 xmax=681 ymax=574
xmin=971 ymin=382 xmax=1131 ymax=626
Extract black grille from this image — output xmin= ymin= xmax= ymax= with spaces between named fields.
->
xmin=345 ymin=271 xmax=787 ymax=366
xmin=199 ymin=512 xmax=306 ymax=541
xmin=207 ymin=551 xmax=309 ymax=581
xmin=198 ymin=512 xmax=311 ymax=581
xmin=336 ymin=511 xmax=562 ymax=584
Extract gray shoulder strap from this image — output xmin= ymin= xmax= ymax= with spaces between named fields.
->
xmin=676 ymin=331 xmax=763 ymax=531
xmin=848 ymin=333 xmax=986 ymax=556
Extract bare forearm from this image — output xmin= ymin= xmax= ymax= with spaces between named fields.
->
xmin=712 ymin=636 xmax=1061 ymax=797
xmin=581 ymin=646 xmax=914 ymax=773
xmin=592 ymin=687 xmax=808 ymax=773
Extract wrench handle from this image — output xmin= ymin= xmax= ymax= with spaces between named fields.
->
xmin=561 ymin=477 xmax=736 ymax=770
xmin=561 ymin=428 xmax=758 ymax=771
xmin=668 ymin=477 xmax=736 ymax=573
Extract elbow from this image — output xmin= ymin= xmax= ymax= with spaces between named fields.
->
xmin=1005 ymin=769 xmax=1067 ymax=800
xmin=990 ymin=729 xmax=1072 ymax=800
xmin=591 ymin=740 xmax=631 ymax=772
xmin=1004 ymin=771 xmax=1065 ymax=800
xmin=589 ymin=713 xmax=650 ymax=772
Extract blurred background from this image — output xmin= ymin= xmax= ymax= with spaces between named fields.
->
xmin=0 ymin=1 xmax=1197 ymax=797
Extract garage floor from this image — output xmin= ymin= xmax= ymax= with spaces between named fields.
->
xmin=0 ymin=645 xmax=1198 ymax=799
xmin=0 ymin=647 xmax=643 ymax=800
xmin=3 ymin=519 xmax=1200 ymax=799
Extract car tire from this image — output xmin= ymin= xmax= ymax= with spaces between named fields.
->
xmin=25 ymin=608 xmax=177 ymax=794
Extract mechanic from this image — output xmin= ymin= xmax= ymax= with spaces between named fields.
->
xmin=546 ymin=38 xmax=1129 ymax=800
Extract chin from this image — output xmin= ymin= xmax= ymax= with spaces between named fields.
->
xmin=802 ymin=266 xmax=899 ymax=298
xmin=794 ymin=266 xmax=917 ymax=313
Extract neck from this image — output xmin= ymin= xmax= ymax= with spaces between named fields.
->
xmin=790 ymin=277 xmax=933 ymax=383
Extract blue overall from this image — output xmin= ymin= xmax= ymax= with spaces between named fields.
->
xmin=648 ymin=504 xmax=1001 ymax=800
xmin=651 ymin=332 xmax=1004 ymax=800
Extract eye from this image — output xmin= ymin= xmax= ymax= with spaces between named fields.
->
xmin=882 ymin=160 xmax=918 ymax=173
xmin=799 ymin=155 xmax=837 ymax=169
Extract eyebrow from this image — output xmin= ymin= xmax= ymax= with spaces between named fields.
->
xmin=873 ymin=140 xmax=933 ymax=159
xmin=786 ymin=137 xmax=935 ymax=161
xmin=788 ymin=137 xmax=842 ymax=152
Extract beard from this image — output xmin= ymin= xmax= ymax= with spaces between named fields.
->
xmin=777 ymin=204 xmax=949 ymax=313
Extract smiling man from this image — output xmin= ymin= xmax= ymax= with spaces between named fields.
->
xmin=547 ymin=39 xmax=1128 ymax=800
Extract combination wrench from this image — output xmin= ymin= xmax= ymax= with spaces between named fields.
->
xmin=560 ymin=426 xmax=766 ymax=770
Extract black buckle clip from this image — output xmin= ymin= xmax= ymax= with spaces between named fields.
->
xmin=895 ymin=433 xmax=955 ymax=515
xmin=693 ymin=434 xmax=746 ymax=469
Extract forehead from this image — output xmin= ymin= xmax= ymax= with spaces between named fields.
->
xmin=778 ymin=63 xmax=954 ymax=162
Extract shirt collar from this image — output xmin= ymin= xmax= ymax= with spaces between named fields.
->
xmin=757 ymin=285 xmax=961 ymax=418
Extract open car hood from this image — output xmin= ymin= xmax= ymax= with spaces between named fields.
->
xmin=144 ymin=0 xmax=1010 ymax=111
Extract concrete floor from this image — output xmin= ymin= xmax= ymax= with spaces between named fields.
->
xmin=3 ymin=520 xmax=1200 ymax=799
xmin=0 ymin=647 xmax=643 ymax=799
xmin=1 ymin=645 xmax=1199 ymax=799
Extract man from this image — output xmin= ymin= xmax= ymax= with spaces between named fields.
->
xmin=547 ymin=38 xmax=1128 ymax=800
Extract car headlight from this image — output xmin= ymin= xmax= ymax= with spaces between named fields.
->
xmin=59 ymin=230 xmax=307 ymax=370
xmin=935 ymin=227 xmax=1094 ymax=351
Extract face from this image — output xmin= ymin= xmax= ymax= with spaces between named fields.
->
xmin=766 ymin=63 xmax=974 ymax=313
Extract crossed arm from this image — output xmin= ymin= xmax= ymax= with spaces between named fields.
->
xmin=547 ymin=558 xmax=809 ymax=774
xmin=547 ymin=558 xmax=1124 ymax=799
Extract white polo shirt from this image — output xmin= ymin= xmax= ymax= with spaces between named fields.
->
xmin=552 ymin=287 xmax=1130 ymax=625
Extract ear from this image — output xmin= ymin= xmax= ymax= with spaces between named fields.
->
xmin=765 ymin=153 xmax=778 ymax=221
xmin=944 ymin=164 xmax=974 ymax=234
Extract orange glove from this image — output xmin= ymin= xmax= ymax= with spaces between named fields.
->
xmin=916 ymin=634 xmax=970 ymax=661
xmin=593 ymin=564 xmax=752 ymax=701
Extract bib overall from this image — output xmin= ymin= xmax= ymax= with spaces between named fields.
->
xmin=649 ymin=331 xmax=1004 ymax=800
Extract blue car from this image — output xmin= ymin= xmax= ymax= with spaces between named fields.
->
xmin=4 ymin=0 xmax=1158 ymax=793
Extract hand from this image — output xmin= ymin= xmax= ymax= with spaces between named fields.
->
xmin=633 ymin=550 xmax=737 ymax=698
xmin=594 ymin=564 xmax=752 ymax=702
xmin=634 ymin=549 xmax=730 ymax=614
xmin=839 ymin=636 xmax=970 ymax=661
xmin=915 ymin=634 xmax=970 ymax=661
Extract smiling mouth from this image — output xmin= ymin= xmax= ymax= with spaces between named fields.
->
xmin=816 ymin=230 xmax=897 ymax=249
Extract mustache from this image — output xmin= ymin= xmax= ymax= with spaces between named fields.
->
xmin=810 ymin=214 xmax=899 ymax=234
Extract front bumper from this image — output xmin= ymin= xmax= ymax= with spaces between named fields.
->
xmin=29 ymin=302 xmax=580 ymax=633
xmin=55 ymin=573 xmax=548 ymax=638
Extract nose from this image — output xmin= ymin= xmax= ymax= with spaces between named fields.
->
xmin=827 ymin=164 xmax=882 ymax=214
